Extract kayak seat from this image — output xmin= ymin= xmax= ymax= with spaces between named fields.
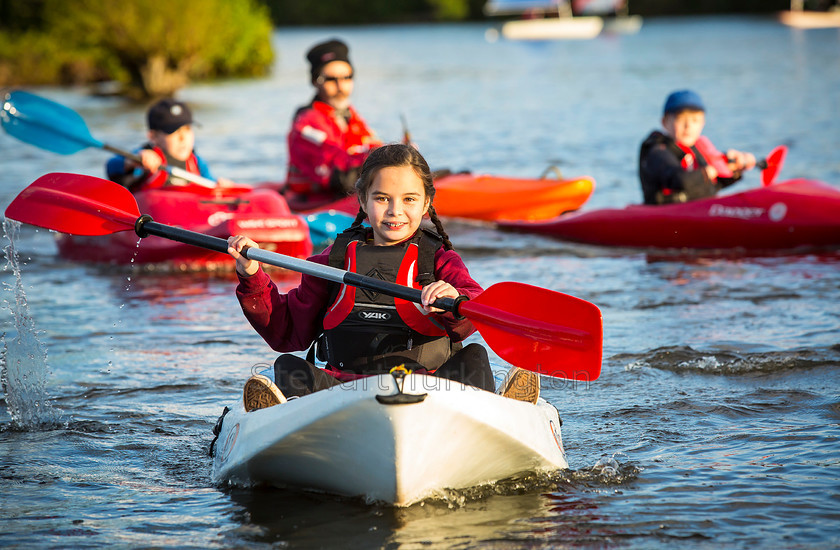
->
xmin=243 ymin=373 xmax=287 ymax=412
xmin=499 ymin=367 xmax=540 ymax=404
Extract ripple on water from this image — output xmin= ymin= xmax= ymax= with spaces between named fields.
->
xmin=621 ymin=345 xmax=840 ymax=375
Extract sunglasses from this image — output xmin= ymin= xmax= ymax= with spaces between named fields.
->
xmin=318 ymin=73 xmax=354 ymax=84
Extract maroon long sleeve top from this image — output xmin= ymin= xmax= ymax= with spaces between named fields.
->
xmin=235 ymin=246 xmax=483 ymax=354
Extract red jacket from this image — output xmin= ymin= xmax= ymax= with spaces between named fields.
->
xmin=235 ymin=245 xmax=482 ymax=354
xmin=286 ymin=100 xmax=381 ymax=196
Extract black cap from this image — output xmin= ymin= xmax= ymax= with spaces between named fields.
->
xmin=147 ymin=98 xmax=194 ymax=134
xmin=306 ymin=39 xmax=351 ymax=82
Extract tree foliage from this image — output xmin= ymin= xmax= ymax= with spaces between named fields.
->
xmin=0 ymin=0 xmax=274 ymax=98
xmin=426 ymin=0 xmax=471 ymax=20
xmin=262 ymin=0 xmax=482 ymax=25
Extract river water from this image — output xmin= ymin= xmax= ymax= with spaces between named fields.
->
xmin=1 ymin=17 xmax=839 ymax=549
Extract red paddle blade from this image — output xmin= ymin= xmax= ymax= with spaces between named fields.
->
xmin=5 ymin=172 xmax=139 ymax=235
xmin=761 ymin=145 xmax=788 ymax=187
xmin=461 ymin=282 xmax=602 ymax=381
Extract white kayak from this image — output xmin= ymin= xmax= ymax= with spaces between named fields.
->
xmin=211 ymin=372 xmax=568 ymax=506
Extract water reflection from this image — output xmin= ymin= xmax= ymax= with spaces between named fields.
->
xmin=223 ymin=485 xmax=557 ymax=547
xmin=219 ymin=463 xmax=644 ymax=547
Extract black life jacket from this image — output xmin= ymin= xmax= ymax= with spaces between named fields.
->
xmin=640 ymin=131 xmax=712 ymax=205
xmin=316 ymin=226 xmax=453 ymax=374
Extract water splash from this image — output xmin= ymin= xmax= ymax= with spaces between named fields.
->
xmin=1 ymin=219 xmax=62 ymax=429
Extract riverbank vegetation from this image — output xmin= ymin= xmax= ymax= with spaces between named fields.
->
xmin=0 ymin=0 xmax=481 ymax=98
xmin=0 ymin=0 xmax=274 ymax=99
xmin=261 ymin=0 xmax=485 ymax=24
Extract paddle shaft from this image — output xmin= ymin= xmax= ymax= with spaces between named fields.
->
xmin=730 ymin=149 xmax=779 ymax=171
xmin=723 ymin=155 xmax=766 ymax=170
xmin=136 ymin=217 xmax=462 ymax=313
xmin=5 ymin=172 xmax=603 ymax=378
xmin=400 ymin=114 xmax=412 ymax=144
xmin=102 ymin=144 xmax=217 ymax=189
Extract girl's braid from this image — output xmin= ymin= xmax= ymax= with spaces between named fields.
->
xmin=427 ymin=206 xmax=453 ymax=251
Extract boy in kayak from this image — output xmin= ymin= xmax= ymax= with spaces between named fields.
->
xmin=106 ymin=98 xmax=232 ymax=191
xmin=284 ymin=38 xmax=382 ymax=208
xmin=639 ymin=90 xmax=756 ymax=205
xmin=228 ymin=144 xmax=538 ymax=411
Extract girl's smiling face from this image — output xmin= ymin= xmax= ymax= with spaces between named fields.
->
xmin=362 ymin=165 xmax=430 ymax=246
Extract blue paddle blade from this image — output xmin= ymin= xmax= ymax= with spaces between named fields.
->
xmin=1 ymin=90 xmax=104 ymax=154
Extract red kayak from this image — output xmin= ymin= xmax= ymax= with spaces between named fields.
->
xmin=498 ymin=179 xmax=840 ymax=252
xmin=55 ymin=184 xmax=312 ymax=269
xmin=262 ymin=172 xmax=595 ymax=222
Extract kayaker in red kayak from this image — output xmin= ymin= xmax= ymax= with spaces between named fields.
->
xmin=228 ymin=144 xmax=526 ymax=412
xmin=639 ymin=90 xmax=756 ymax=205
xmin=285 ymin=39 xmax=383 ymax=209
xmin=106 ymin=98 xmax=234 ymax=192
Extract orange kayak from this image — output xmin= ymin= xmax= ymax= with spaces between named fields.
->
xmin=262 ymin=172 xmax=595 ymax=223
xmin=432 ymin=173 xmax=594 ymax=222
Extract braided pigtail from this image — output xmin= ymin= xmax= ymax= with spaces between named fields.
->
xmin=427 ymin=206 xmax=454 ymax=251
xmin=351 ymin=207 xmax=367 ymax=227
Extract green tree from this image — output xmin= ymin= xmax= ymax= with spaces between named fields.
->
xmin=261 ymin=0 xmax=481 ymax=25
xmin=0 ymin=0 xmax=274 ymax=98
xmin=427 ymin=0 xmax=470 ymax=20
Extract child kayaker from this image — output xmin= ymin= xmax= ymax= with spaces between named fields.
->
xmin=106 ymin=98 xmax=233 ymax=191
xmin=228 ymin=143 xmax=537 ymax=411
xmin=638 ymin=90 xmax=756 ymax=205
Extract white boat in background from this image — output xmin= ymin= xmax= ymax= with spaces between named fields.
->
xmin=211 ymin=372 xmax=568 ymax=506
xmin=486 ymin=0 xmax=642 ymax=41
xmin=779 ymin=0 xmax=840 ymax=28
xmin=501 ymin=16 xmax=605 ymax=40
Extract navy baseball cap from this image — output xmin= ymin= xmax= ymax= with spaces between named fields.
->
xmin=663 ymin=90 xmax=705 ymax=115
xmin=147 ymin=98 xmax=195 ymax=134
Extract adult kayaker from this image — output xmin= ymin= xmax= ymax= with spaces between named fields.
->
xmin=228 ymin=144 xmax=538 ymax=411
xmin=106 ymin=98 xmax=233 ymax=192
xmin=284 ymin=38 xmax=382 ymax=209
xmin=639 ymin=90 xmax=756 ymax=205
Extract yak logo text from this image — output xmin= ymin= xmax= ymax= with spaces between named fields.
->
xmin=358 ymin=311 xmax=392 ymax=321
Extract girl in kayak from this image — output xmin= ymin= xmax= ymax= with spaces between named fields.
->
xmin=106 ymin=98 xmax=233 ymax=191
xmin=228 ymin=143 xmax=510 ymax=411
xmin=639 ymin=90 xmax=756 ymax=205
